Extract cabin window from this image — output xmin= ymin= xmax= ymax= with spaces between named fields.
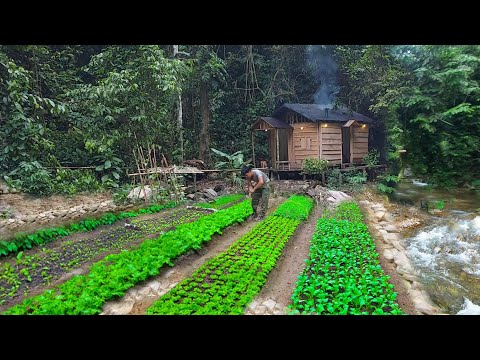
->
xmin=300 ymin=137 xmax=312 ymax=150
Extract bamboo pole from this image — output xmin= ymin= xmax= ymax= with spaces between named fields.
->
xmin=251 ymin=131 xmax=256 ymax=167
xmin=133 ymin=147 xmax=147 ymax=205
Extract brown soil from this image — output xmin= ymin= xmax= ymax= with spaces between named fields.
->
xmin=1 ymin=192 xmax=113 ymax=217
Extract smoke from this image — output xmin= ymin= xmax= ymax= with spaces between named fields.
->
xmin=306 ymin=45 xmax=339 ymax=107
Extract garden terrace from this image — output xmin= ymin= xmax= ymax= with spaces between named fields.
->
xmin=289 ymin=201 xmax=403 ymax=315
xmin=2 ymin=200 xmax=252 ymax=314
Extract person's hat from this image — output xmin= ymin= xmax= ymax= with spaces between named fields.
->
xmin=241 ymin=164 xmax=253 ymax=176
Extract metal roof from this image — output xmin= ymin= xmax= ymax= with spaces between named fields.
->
xmin=272 ymin=103 xmax=374 ymax=124
xmin=251 ymin=116 xmax=293 ymax=130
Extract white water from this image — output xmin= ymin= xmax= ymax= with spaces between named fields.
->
xmin=457 ymin=298 xmax=480 ymax=315
xmin=405 ymin=216 xmax=480 ymax=313
xmin=412 ymin=180 xmax=429 ymax=187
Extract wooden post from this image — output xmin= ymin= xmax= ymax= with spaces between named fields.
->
xmin=321 ymin=172 xmax=325 ymax=185
xmin=319 ymin=122 xmax=323 ymax=160
xmin=276 ymin=128 xmax=279 ymax=170
xmin=193 ymin=173 xmax=197 ymax=193
xmin=350 ymin=127 xmax=353 ymax=165
xmin=251 ymin=131 xmax=256 ymax=167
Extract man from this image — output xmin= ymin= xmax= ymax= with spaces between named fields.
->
xmin=241 ymin=164 xmax=270 ymax=221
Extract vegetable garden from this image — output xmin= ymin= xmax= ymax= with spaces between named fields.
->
xmin=1 ymin=193 xmax=403 ymax=315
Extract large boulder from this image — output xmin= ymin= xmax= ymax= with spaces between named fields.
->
xmin=325 ymin=190 xmax=352 ymax=206
xmin=127 ymin=185 xmax=153 ymax=200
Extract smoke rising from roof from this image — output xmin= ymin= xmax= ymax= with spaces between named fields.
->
xmin=306 ymin=45 xmax=339 ymax=108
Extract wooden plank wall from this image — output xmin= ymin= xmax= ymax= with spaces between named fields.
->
xmin=292 ymin=122 xmax=318 ymax=168
xmin=320 ymin=123 xmax=342 ymax=165
xmin=352 ymin=125 xmax=369 ymax=163
xmin=269 ymin=129 xmax=276 ymax=168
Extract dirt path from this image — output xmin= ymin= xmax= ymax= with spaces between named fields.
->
xmin=245 ymin=205 xmax=322 ymax=314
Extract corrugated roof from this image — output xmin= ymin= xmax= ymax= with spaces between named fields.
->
xmin=272 ymin=103 xmax=374 ymax=124
xmin=251 ymin=116 xmax=293 ymax=130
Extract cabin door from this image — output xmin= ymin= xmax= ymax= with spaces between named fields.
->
xmin=342 ymin=127 xmax=350 ymax=164
xmin=278 ymin=129 xmax=289 ymax=162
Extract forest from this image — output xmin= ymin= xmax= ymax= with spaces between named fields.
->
xmin=1 ymin=45 xmax=479 ymax=196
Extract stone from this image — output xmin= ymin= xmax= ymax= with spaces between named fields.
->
xmin=148 ymin=281 xmax=161 ymax=292
xmin=384 ymin=224 xmax=399 ymax=233
xmin=393 ymin=251 xmax=413 ymax=271
xmin=383 ymin=249 xmax=394 ymax=262
xmin=204 ymin=188 xmax=218 ymax=198
xmin=255 ymin=305 xmax=267 ymax=315
xmin=371 ymin=204 xmax=386 ymax=211
xmin=401 ymin=272 xmax=419 ymax=283
xmin=374 ymin=211 xmax=385 ymax=221
xmin=101 ymin=300 xmax=135 ymax=315
xmin=384 ymin=213 xmax=395 ymax=222
xmin=127 ymin=186 xmax=152 ymax=200
xmin=384 ymin=232 xmax=401 ymax=242
xmin=263 ymin=299 xmax=276 ymax=311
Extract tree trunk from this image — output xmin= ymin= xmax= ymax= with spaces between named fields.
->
xmin=173 ymin=45 xmax=184 ymax=162
xmin=198 ymin=80 xmax=211 ymax=163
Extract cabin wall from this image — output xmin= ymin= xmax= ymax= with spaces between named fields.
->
xmin=320 ymin=123 xmax=342 ymax=165
xmin=291 ymin=122 xmax=319 ymax=168
xmin=269 ymin=130 xmax=276 ymax=168
xmin=352 ymin=125 xmax=369 ymax=163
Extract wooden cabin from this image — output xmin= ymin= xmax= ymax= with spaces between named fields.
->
xmin=251 ymin=103 xmax=373 ymax=170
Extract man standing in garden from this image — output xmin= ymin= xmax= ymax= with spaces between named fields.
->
xmin=241 ymin=164 xmax=270 ymax=221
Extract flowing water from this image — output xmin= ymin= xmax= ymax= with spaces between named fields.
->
xmin=390 ymin=180 xmax=480 ymax=314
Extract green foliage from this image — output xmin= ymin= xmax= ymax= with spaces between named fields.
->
xmin=6 ymin=161 xmax=54 ymax=196
xmin=210 ymin=148 xmax=245 ymax=187
xmin=395 ymin=45 xmax=480 ymax=186
xmin=434 ymin=200 xmax=445 ymax=210
xmin=289 ymin=201 xmax=403 ymax=315
xmin=211 ymin=148 xmax=244 ymax=169
xmin=363 ymin=149 xmax=380 ymax=168
xmin=376 ymin=173 xmax=399 ymax=194
xmin=322 ymin=201 xmax=363 ymax=223
xmin=271 ymin=195 xmax=314 ymax=221
xmin=326 ymin=168 xmax=342 ymax=188
xmin=301 ymin=158 xmax=329 ymax=176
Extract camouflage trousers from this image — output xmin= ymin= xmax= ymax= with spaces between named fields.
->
xmin=251 ymin=185 xmax=270 ymax=217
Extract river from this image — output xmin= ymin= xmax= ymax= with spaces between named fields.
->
xmin=390 ymin=180 xmax=480 ymax=314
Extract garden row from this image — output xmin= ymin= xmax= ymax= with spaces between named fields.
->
xmin=2 ymin=197 xmax=253 ymax=314
xmin=146 ymin=195 xmax=314 ymax=315
xmin=0 ymin=195 xmax=244 ymax=310
xmin=288 ymin=201 xmax=403 ymax=315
